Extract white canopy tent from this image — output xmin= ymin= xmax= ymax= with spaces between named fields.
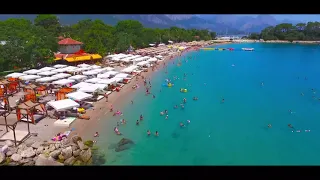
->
xmin=121 ymin=65 xmax=138 ymax=73
xmin=85 ymin=78 xmax=103 ymax=83
xmin=90 ymin=65 xmax=101 ymax=69
xmin=52 ymin=79 xmax=75 ymax=86
xmin=97 ymin=71 xmax=119 ymax=79
xmin=93 ymin=68 xmax=109 ymax=74
xmin=52 ymin=73 xmax=71 ymax=79
xmin=23 ymin=69 xmax=42 ymax=75
xmin=102 ymin=67 xmax=115 ymax=71
xmin=78 ymin=84 xmax=107 ymax=93
xmin=37 ymin=71 xmax=57 ymax=76
xmin=39 ymin=67 xmax=56 ymax=71
xmin=136 ymin=61 xmax=149 ymax=67
xmin=53 ymin=64 xmax=68 ymax=68
xmin=75 ymin=67 xmax=92 ymax=72
xmin=96 ymin=79 xmax=116 ymax=85
xmin=68 ymin=75 xmax=87 ymax=81
xmin=66 ymin=91 xmax=93 ymax=101
xmin=35 ymin=76 xmax=59 ymax=83
xmin=47 ymin=99 xmax=79 ymax=111
xmin=109 ymin=77 xmax=123 ymax=83
xmin=83 ymin=70 xmax=99 ymax=76
xmin=5 ymin=73 xmax=25 ymax=78
xmin=77 ymin=64 xmax=91 ymax=68
xmin=120 ymin=57 xmax=132 ymax=63
xmin=114 ymin=73 xmax=129 ymax=78
xmin=147 ymin=58 xmax=158 ymax=62
xmin=19 ymin=75 xmax=41 ymax=81
xmin=155 ymin=55 xmax=163 ymax=59
xmin=71 ymin=82 xmax=93 ymax=89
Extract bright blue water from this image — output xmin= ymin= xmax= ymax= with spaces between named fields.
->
xmin=94 ymin=43 xmax=320 ymax=165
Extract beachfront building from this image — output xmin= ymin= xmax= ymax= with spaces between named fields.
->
xmin=54 ymin=38 xmax=102 ymax=64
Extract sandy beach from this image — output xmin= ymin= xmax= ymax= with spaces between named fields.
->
xmin=0 ymin=41 xmax=230 ymax=147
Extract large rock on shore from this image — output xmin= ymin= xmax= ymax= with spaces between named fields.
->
xmin=0 ymin=152 xmax=5 ymax=164
xmin=21 ymin=147 xmax=36 ymax=158
xmin=35 ymin=154 xmax=63 ymax=166
xmin=1 ymin=135 xmax=99 ymax=166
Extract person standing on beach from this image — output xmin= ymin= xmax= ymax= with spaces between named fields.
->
xmin=110 ymin=104 xmax=113 ymax=112
xmin=105 ymin=93 xmax=108 ymax=102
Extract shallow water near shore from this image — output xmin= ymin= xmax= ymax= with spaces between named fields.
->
xmin=91 ymin=43 xmax=320 ymax=165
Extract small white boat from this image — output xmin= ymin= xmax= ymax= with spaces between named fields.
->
xmin=242 ymin=48 xmax=254 ymax=51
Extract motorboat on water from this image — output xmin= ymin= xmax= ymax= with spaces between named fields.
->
xmin=242 ymin=48 xmax=254 ymax=51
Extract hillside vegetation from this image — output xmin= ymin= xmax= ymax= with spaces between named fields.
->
xmin=0 ymin=14 xmax=216 ymax=71
xmin=248 ymin=22 xmax=320 ymax=41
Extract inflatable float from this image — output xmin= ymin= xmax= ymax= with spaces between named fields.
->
xmin=180 ymin=88 xmax=188 ymax=93
xmin=162 ymin=83 xmax=174 ymax=87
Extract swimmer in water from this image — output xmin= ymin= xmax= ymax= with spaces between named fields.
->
xmin=131 ymin=100 xmax=133 ymax=104
xmin=117 ymin=122 xmax=120 ymax=126
xmin=187 ymin=120 xmax=190 ymax=123
xmin=288 ymin=124 xmax=295 ymax=129
xmin=165 ymin=115 xmax=169 ymax=119
xmin=301 ymin=92 xmax=304 ymax=96
xmin=174 ymin=105 xmax=178 ymax=109
xmin=147 ymin=130 xmax=151 ymax=136
xmin=160 ymin=111 xmax=164 ymax=116
xmin=153 ymin=95 xmax=155 ymax=98
xmin=136 ymin=120 xmax=140 ymax=125
xmin=155 ymin=131 xmax=159 ymax=136
xmin=261 ymin=82 xmax=264 ymax=86
xmin=268 ymin=124 xmax=272 ymax=128
xmin=140 ymin=114 xmax=143 ymax=120
xmin=164 ymin=110 xmax=168 ymax=114
xmin=180 ymin=122 xmax=185 ymax=127
xmin=221 ymin=99 xmax=225 ymax=104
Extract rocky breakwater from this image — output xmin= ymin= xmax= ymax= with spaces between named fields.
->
xmin=0 ymin=135 xmax=96 ymax=166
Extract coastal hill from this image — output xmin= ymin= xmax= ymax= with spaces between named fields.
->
xmin=0 ymin=14 xmax=301 ymax=34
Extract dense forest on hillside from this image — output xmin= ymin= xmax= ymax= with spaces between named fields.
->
xmin=247 ymin=22 xmax=320 ymax=41
xmin=0 ymin=14 xmax=216 ymax=72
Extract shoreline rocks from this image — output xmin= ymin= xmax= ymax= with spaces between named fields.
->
xmin=0 ymin=135 xmax=97 ymax=166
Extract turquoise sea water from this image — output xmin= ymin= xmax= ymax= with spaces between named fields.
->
xmin=92 ymin=43 xmax=320 ymax=165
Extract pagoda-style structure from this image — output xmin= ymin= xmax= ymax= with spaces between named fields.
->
xmin=54 ymin=38 xmax=102 ymax=64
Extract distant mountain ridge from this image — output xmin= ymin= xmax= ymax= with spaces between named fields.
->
xmin=0 ymin=14 xmax=303 ymax=34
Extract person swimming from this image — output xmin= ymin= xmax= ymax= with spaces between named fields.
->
xmin=147 ymin=130 xmax=151 ymax=136
xmin=193 ymin=97 xmax=198 ymax=101
xmin=164 ymin=110 xmax=168 ymax=114
xmin=136 ymin=120 xmax=140 ymax=125
xmin=183 ymin=98 xmax=187 ymax=103
xmin=267 ymin=124 xmax=272 ymax=128
xmin=160 ymin=111 xmax=164 ymax=116
xmin=187 ymin=120 xmax=190 ymax=124
xmin=174 ymin=105 xmax=178 ymax=109
xmin=155 ymin=131 xmax=159 ymax=136
xmin=165 ymin=115 xmax=169 ymax=119
xmin=221 ymin=99 xmax=225 ymax=103
xmin=301 ymin=92 xmax=304 ymax=96
xmin=180 ymin=104 xmax=185 ymax=109
xmin=140 ymin=114 xmax=143 ymax=120
xmin=288 ymin=124 xmax=295 ymax=129
xmin=180 ymin=122 xmax=185 ymax=127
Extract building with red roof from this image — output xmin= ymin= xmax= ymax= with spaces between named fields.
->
xmin=54 ymin=38 xmax=102 ymax=63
